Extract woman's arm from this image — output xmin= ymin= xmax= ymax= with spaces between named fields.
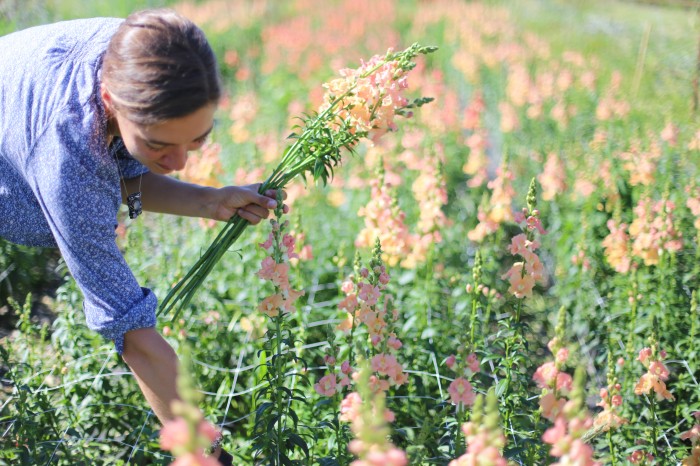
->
xmin=121 ymin=328 xmax=225 ymax=459
xmin=121 ymin=327 xmax=179 ymax=422
xmin=123 ymin=172 xmax=282 ymax=224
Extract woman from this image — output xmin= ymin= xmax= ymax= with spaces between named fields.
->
xmin=0 ymin=8 xmax=276 ymax=464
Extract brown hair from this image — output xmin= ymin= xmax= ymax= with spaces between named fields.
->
xmin=101 ymin=9 xmax=221 ymax=125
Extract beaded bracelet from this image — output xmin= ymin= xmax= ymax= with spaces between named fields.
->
xmin=205 ymin=432 xmax=223 ymax=456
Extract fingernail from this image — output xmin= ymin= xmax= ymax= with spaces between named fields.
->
xmin=268 ymin=200 xmax=276 ymax=208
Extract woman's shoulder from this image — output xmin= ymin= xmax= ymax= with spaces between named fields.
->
xmin=0 ymin=18 xmax=123 ymax=161
xmin=0 ymin=17 xmax=123 ymax=66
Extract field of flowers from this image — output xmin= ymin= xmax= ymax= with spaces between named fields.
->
xmin=1 ymin=0 xmax=700 ymax=464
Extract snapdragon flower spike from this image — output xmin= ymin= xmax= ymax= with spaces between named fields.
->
xmin=256 ymin=212 xmax=305 ymax=319
xmin=332 ymin=239 xmax=408 ymax=395
xmin=444 ymin=347 xmax=480 ymax=411
xmin=541 ymin=367 xmax=602 ymax=466
xmin=634 ymin=345 xmax=675 ymax=401
xmin=680 ymin=411 xmax=700 ymax=464
xmin=159 ymin=44 xmax=436 ymax=319
xmin=593 ymin=351 xmax=628 ymax=433
xmin=467 ymin=163 xmax=516 ymax=242
xmin=502 ymin=179 xmax=547 ymax=299
xmin=356 ymin=162 xmax=413 ymax=268
xmin=534 ymin=309 xmax=577 ymax=423
xmin=313 ymin=331 xmax=351 ymax=397
xmin=342 ymin=364 xmax=408 ymax=466
xmin=533 ymin=337 xmax=573 ymax=422
xmin=449 ymin=390 xmax=507 ymax=466
xmin=159 ymin=347 xmax=222 ymax=465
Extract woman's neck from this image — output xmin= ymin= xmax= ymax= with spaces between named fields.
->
xmin=106 ymin=116 xmax=119 ymax=147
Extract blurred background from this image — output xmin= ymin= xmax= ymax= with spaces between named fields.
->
xmin=1 ymin=0 xmax=699 ymax=464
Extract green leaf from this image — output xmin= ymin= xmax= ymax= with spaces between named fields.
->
xmin=495 ymin=378 xmax=509 ymax=398
xmin=286 ymin=433 xmax=310 ymax=458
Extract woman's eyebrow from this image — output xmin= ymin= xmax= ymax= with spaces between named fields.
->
xmin=145 ymin=125 xmax=214 ymax=146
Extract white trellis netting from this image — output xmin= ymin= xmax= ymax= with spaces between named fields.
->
xmin=0 ymin=279 xmax=464 ymax=464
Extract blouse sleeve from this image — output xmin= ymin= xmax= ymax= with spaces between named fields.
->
xmin=26 ymin=109 xmax=156 ymax=354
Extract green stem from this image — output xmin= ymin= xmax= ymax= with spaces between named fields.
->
xmin=649 ymin=395 xmax=659 ymax=458
xmin=276 ymin=316 xmax=284 ymax=464
xmin=608 ymin=428 xmax=617 ymax=466
xmin=469 ymin=293 xmax=478 ymax=348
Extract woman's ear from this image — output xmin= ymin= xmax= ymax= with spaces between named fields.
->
xmin=100 ymin=82 xmax=114 ymax=116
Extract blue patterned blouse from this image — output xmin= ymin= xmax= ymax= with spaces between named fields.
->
xmin=0 ymin=18 xmax=156 ymax=353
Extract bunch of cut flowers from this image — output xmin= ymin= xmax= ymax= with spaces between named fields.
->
xmin=160 ymin=43 xmax=436 ymax=318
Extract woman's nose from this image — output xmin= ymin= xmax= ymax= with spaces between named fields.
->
xmin=162 ymin=146 xmax=188 ymax=171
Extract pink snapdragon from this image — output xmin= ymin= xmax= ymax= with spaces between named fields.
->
xmin=628 ymin=198 xmax=683 ymax=266
xmin=444 ymin=349 xmax=480 ymax=410
xmin=342 ymin=366 xmax=407 ymax=466
xmin=502 ymin=209 xmax=547 ymax=299
xmin=256 ymin=219 xmax=306 ymax=319
xmin=449 ymin=391 xmax=507 ymax=466
xmin=325 ymin=243 xmax=407 ymax=397
xmin=540 ymin=363 xmax=602 ymax=466
xmin=534 ymin=336 xmax=574 ymax=423
xmin=680 ymin=412 xmax=700 ymax=465
xmin=634 ymin=346 xmax=674 ymax=401
xmin=448 ymin=378 xmax=476 ymax=408
xmin=314 ymin=373 xmax=339 ymax=397
xmin=538 ymin=152 xmax=567 ymax=201
xmin=355 ymin=177 xmax=413 ymax=267
xmin=468 ymin=164 xmax=516 ymax=242
xmin=602 ymin=219 xmax=632 ymax=273
xmin=594 ymin=383 xmax=628 ymax=432
xmin=321 ymin=53 xmax=410 ymax=142
xmin=686 ymin=184 xmax=700 ymax=232
xmin=159 ymin=412 xmax=221 ymax=465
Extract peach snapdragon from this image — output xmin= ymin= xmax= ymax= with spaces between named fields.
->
xmin=541 ymin=367 xmax=602 ymax=466
xmin=634 ymin=346 xmax=674 ymax=401
xmin=355 ymin=172 xmax=413 ymax=267
xmin=444 ymin=348 xmax=480 ymax=410
xmin=179 ymin=142 xmax=224 ymax=188
xmin=619 ymin=138 xmax=661 ymax=187
xmin=593 ymin=382 xmax=628 ymax=432
xmin=602 ymin=219 xmax=632 ymax=273
xmin=680 ymin=411 xmax=700 ymax=465
xmin=321 ymin=52 xmax=410 ymax=143
xmin=257 ymin=218 xmax=305 ymax=318
xmin=628 ymin=198 xmax=683 ymax=267
xmin=449 ymin=391 xmax=507 ymax=466
xmin=534 ymin=337 xmax=573 ymax=422
xmin=595 ymin=71 xmax=630 ymax=121
xmin=468 ymin=163 xmax=516 ymax=242
xmin=686 ymin=184 xmax=700 ymax=232
xmin=159 ymin=348 xmax=222 ymax=466
xmin=501 ymin=209 xmax=547 ymax=299
xmin=341 ymin=366 xmax=408 ymax=466
xmin=538 ymin=152 xmax=567 ymax=201
xmin=326 ymin=240 xmax=407 ymax=396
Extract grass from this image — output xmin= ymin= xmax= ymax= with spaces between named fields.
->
xmin=510 ymin=0 xmax=700 ymax=121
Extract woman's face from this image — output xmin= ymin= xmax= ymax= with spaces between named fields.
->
xmin=113 ymin=104 xmax=217 ymax=175
xmin=101 ymin=85 xmax=217 ymax=175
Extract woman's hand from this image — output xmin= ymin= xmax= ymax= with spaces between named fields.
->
xmin=208 ymin=184 xmax=288 ymax=224
xmin=127 ymin=173 xmax=287 ymax=222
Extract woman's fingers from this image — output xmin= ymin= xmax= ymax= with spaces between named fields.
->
xmin=263 ymin=188 xmax=287 ymax=201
